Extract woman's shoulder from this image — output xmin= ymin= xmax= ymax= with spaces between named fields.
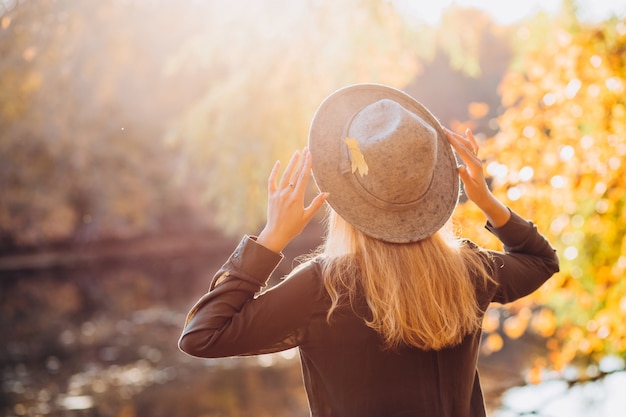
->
xmin=290 ymin=256 xmax=324 ymax=275
xmin=277 ymin=256 xmax=325 ymax=290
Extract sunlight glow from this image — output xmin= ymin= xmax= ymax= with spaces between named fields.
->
xmin=609 ymin=157 xmax=622 ymax=170
xmin=564 ymin=246 xmax=579 ymax=260
xmin=580 ymin=135 xmax=594 ymax=149
xmin=393 ymin=0 xmax=624 ymax=25
xmin=594 ymin=182 xmax=607 ymax=195
xmin=522 ymin=126 xmax=536 ymax=139
xmin=564 ymin=78 xmax=582 ymax=99
xmin=550 ymin=175 xmax=567 ymax=188
xmin=590 ymin=55 xmax=602 ymax=68
xmin=542 ymin=93 xmax=556 ymax=106
xmin=257 ymin=354 xmax=275 ymax=367
xmin=595 ymin=199 xmax=610 ymax=214
xmin=57 ymin=395 xmax=94 ymax=410
xmin=507 ymin=186 xmax=522 ymax=201
xmin=519 ymin=166 xmax=534 ymax=181
xmin=486 ymin=161 xmax=508 ymax=180
xmin=606 ymin=77 xmax=623 ymax=92
xmin=559 ymin=146 xmax=575 ymax=161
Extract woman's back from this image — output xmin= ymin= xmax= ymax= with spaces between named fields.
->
xmin=298 ymin=266 xmax=487 ymax=417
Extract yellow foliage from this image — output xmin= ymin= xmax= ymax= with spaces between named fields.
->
xmin=503 ymin=315 xmax=528 ymax=340
xmin=530 ymin=308 xmax=557 ymax=338
xmin=482 ymin=309 xmax=500 ymax=333
xmin=483 ymin=333 xmax=503 ymax=354
xmin=468 ymin=102 xmax=489 ymax=119
xmin=456 ymin=13 xmax=626 ymax=371
xmin=527 ymin=358 xmax=546 ymax=385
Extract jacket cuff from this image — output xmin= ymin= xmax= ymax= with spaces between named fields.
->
xmin=211 ymin=235 xmax=284 ymax=289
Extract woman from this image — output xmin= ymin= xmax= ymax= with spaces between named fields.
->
xmin=179 ymin=84 xmax=559 ymax=417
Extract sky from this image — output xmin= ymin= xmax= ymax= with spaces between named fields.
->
xmin=394 ymin=0 xmax=626 ymax=25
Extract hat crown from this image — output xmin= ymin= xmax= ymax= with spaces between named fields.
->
xmin=308 ymin=83 xmax=459 ymax=243
xmin=346 ymin=99 xmax=437 ymax=205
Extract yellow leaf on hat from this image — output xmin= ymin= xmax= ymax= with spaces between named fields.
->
xmin=344 ymin=137 xmax=369 ymax=177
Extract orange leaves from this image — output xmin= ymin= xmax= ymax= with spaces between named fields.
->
xmin=530 ymin=308 xmax=557 ymax=338
xmin=468 ymin=102 xmax=490 ymax=119
xmin=503 ymin=307 xmax=531 ymax=340
xmin=526 ymin=358 xmax=546 ymax=385
xmin=1 ymin=16 xmax=11 ymax=30
xmin=499 ymin=72 xmax=526 ymax=107
xmin=480 ymin=308 xmax=505 ymax=355
xmin=482 ymin=309 xmax=500 ymax=333
xmin=483 ymin=333 xmax=504 ymax=354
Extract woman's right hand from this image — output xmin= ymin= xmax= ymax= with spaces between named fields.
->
xmin=444 ymin=128 xmax=510 ymax=227
xmin=256 ymin=147 xmax=328 ymax=254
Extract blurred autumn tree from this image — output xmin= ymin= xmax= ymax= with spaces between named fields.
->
xmin=0 ymin=0 xmax=212 ymax=248
xmin=455 ymin=4 xmax=626 ymax=379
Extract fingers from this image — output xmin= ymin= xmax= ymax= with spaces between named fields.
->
xmin=304 ymin=191 xmax=329 ymax=221
xmin=267 ymin=160 xmax=281 ymax=193
xmin=293 ymin=147 xmax=313 ymax=193
xmin=296 ymin=148 xmax=329 ymax=219
xmin=275 ymin=147 xmax=314 ymax=193
xmin=445 ymin=128 xmax=475 ymax=156
xmin=444 ymin=128 xmax=483 ymax=171
xmin=278 ymin=150 xmax=301 ymax=190
xmin=269 ymin=147 xmax=323 ymax=202
xmin=465 ymin=129 xmax=479 ymax=155
xmin=259 ymin=146 xmax=328 ymax=252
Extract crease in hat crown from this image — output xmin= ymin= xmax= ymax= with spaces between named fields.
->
xmin=308 ymin=83 xmax=459 ymax=243
xmin=341 ymin=99 xmax=438 ymax=210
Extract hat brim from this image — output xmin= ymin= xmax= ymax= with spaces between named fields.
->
xmin=308 ymin=84 xmax=459 ymax=243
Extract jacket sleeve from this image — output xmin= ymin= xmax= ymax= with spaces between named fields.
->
xmin=178 ymin=235 xmax=325 ymax=358
xmin=485 ymin=210 xmax=560 ymax=304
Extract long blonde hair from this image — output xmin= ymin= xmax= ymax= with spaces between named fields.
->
xmin=320 ymin=209 xmax=493 ymax=351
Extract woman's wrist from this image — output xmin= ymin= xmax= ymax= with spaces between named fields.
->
xmin=477 ymin=194 xmax=511 ymax=228
xmin=256 ymin=227 xmax=287 ymax=254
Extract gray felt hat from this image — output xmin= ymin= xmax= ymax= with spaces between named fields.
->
xmin=308 ymin=84 xmax=459 ymax=243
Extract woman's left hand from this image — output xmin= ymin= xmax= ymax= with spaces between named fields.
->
xmin=256 ymin=147 xmax=329 ymax=253
xmin=444 ymin=127 xmax=510 ymax=227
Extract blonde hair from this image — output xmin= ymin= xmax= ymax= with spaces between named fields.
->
xmin=320 ymin=209 xmax=493 ymax=351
